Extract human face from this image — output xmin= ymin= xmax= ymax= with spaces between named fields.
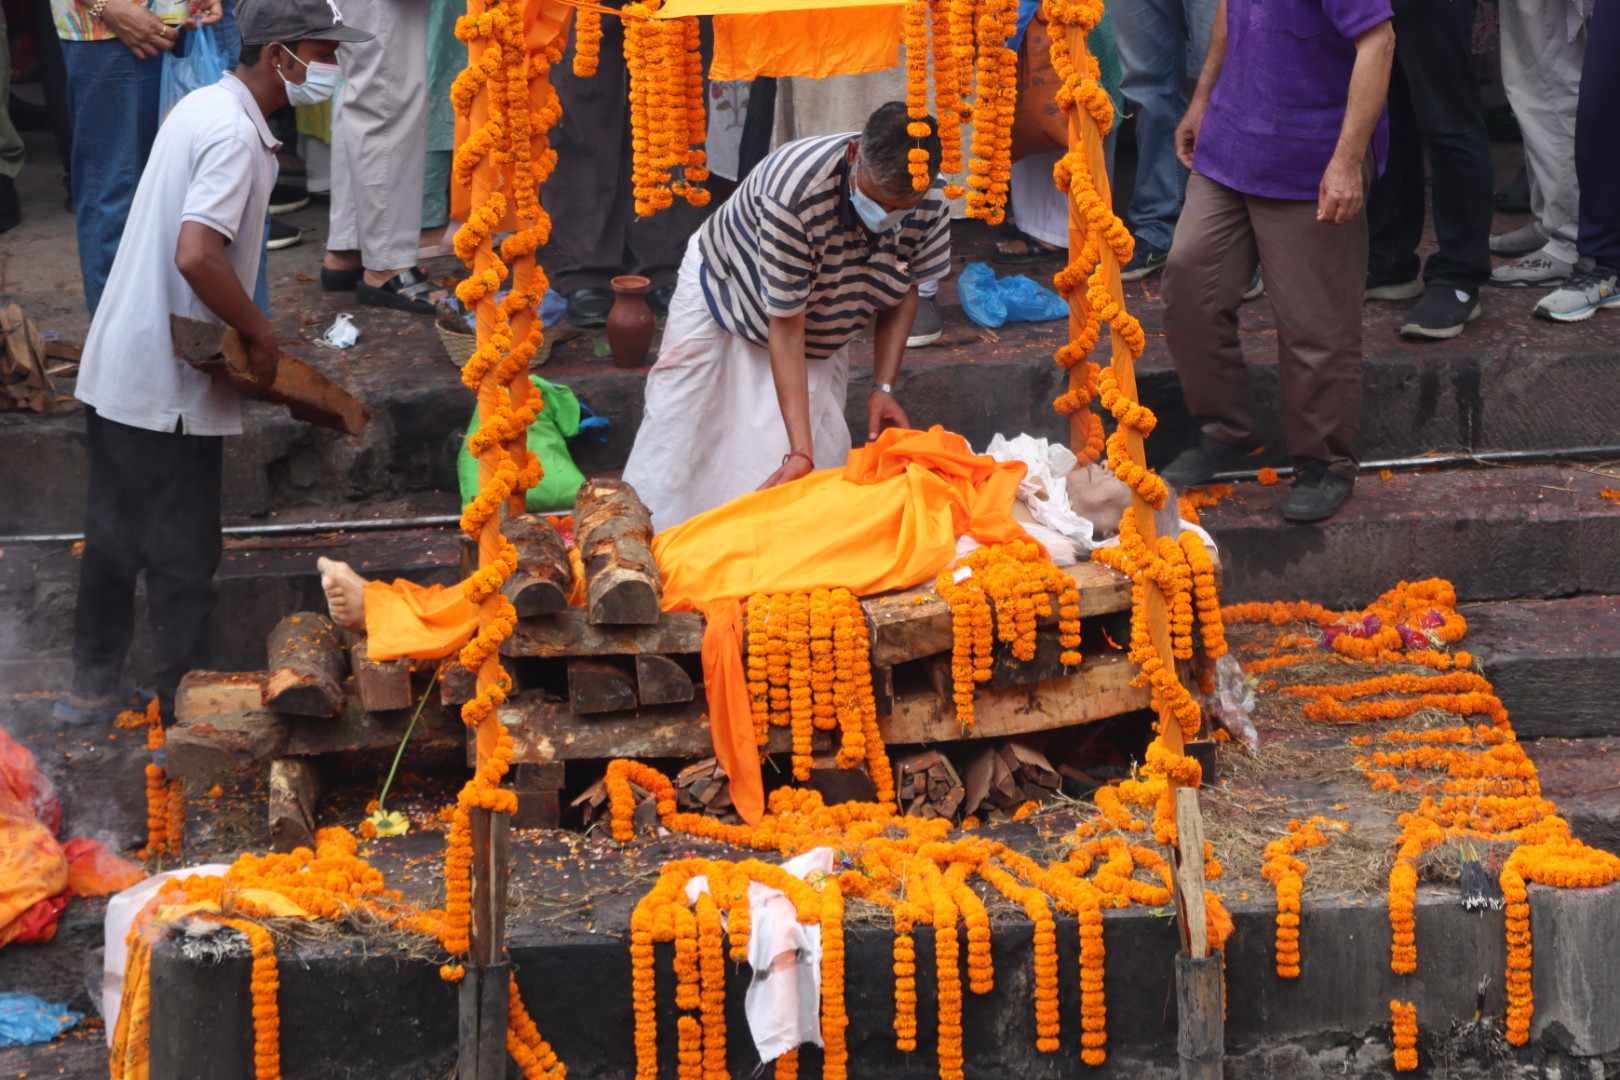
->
xmin=845 ymin=140 xmax=928 ymax=215
xmin=274 ymin=40 xmax=342 ymax=105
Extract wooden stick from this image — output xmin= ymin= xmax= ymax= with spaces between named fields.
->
xmin=1175 ymin=952 xmax=1224 ymax=1080
xmin=1173 ymin=787 xmax=1210 ymax=958
xmin=351 ymin=640 xmax=414 ymax=713
xmin=268 ymin=757 xmax=320 ymax=853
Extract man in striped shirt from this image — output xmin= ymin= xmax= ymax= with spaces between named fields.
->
xmin=623 ymin=102 xmax=952 ymax=531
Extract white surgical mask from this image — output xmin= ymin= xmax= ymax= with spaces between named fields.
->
xmin=850 ymin=182 xmax=909 ymax=235
xmin=279 ymin=45 xmax=340 ymax=106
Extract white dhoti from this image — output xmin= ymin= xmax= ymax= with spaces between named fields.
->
xmin=623 ymin=234 xmax=854 ymax=533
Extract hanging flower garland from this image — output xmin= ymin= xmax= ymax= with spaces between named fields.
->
xmin=571 ymin=8 xmax=601 ymax=77
xmin=1260 ymin=817 xmax=1346 ymax=978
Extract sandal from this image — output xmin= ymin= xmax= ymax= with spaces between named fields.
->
xmin=356 ymin=268 xmax=449 ymax=315
xmin=992 ymin=232 xmax=1062 ymax=266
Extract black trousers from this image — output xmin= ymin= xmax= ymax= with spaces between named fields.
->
xmin=1367 ymin=0 xmax=1493 ymax=291
xmin=545 ymin=9 xmax=715 ymax=295
xmin=31 ymin=0 xmax=73 ymax=174
xmin=1578 ymin=0 xmax=1620 ymax=273
xmin=72 ymin=409 xmax=223 ymax=717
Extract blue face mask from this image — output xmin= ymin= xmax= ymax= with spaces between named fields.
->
xmin=850 ymin=183 xmax=909 ymax=235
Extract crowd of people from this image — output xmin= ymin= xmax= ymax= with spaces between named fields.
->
xmin=3 ymin=0 xmax=1615 ymax=722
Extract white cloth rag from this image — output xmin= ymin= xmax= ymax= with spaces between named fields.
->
xmin=683 ymin=847 xmax=834 ymax=1063
xmin=102 ymin=864 xmax=230 ymax=1041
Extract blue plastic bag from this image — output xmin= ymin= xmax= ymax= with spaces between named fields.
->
xmin=957 ymin=261 xmax=1069 ymax=329
xmin=0 ymin=993 xmax=82 ymax=1048
xmin=159 ymin=25 xmax=227 ymax=124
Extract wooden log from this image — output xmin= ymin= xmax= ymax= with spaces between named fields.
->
xmin=863 ymin=561 xmax=1131 ymax=667
xmin=268 ymin=757 xmax=320 ymax=853
xmin=441 ymin=660 xmax=479 ymax=707
xmin=169 ymin=672 xmax=290 ymax=783
xmin=1174 ymin=786 xmax=1211 ymax=958
xmin=808 ymin=753 xmax=878 ymax=806
xmin=503 ymin=514 xmax=572 ymax=617
xmin=634 ymin=653 xmax=695 ymax=706
xmin=263 ymin=613 xmax=347 ymax=718
xmin=503 ymin=610 xmax=705 ymax=659
xmin=896 ymin=749 xmax=964 ymax=820
xmin=568 ymin=660 xmax=639 ymax=715
xmin=573 ymin=479 xmax=662 ymax=625
xmin=674 ymin=758 xmax=740 ymax=824
xmin=1175 ymin=952 xmax=1224 ymax=1080
xmin=169 ymin=314 xmax=369 ymax=435
xmin=500 ymin=651 xmax=1147 ymax=764
xmin=510 ymin=762 xmax=564 ymax=830
xmin=351 ymin=640 xmax=414 ymax=713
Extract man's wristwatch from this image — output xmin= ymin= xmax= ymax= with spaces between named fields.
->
xmin=873 ymin=382 xmax=894 ymax=396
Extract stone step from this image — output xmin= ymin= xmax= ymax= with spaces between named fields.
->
xmin=1201 ymin=463 xmax=1620 ymax=606
xmin=1468 ymin=596 xmax=1620 ymax=742
xmin=1528 ymin=737 xmax=1620 ymax=855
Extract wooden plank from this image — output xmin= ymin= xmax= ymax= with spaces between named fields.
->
xmin=502 ymin=610 xmax=706 ymax=658
xmin=1174 ymin=786 xmax=1210 ymax=959
xmin=170 ymin=672 xmax=291 ymax=783
xmin=500 ymin=651 xmax=1145 ymax=763
xmin=864 ymin=560 xmax=1131 ymax=667
xmin=263 ymin=613 xmax=347 ymax=718
xmin=503 ymin=514 xmax=572 ymax=617
xmin=634 ymin=653 xmax=695 ymax=706
xmin=457 ymin=960 xmax=510 ymax=1080
xmin=468 ymin=807 xmax=510 ymax=968
xmin=574 ymin=479 xmax=662 ymax=625
xmin=510 ymin=763 xmax=565 ymax=829
xmin=568 ymin=659 xmax=639 ymax=715
xmin=882 ymin=650 xmax=1145 ymax=743
xmin=352 ymin=639 xmax=414 ymax=713
xmin=268 ymin=757 xmax=320 ymax=853
xmin=1174 ymin=952 xmax=1224 ymax=1080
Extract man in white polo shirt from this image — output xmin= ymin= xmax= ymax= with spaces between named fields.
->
xmin=60 ymin=0 xmax=370 ymax=726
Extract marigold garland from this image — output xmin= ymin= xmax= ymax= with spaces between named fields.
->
xmin=570 ymin=8 xmax=601 ymax=77
xmin=119 ymin=700 xmax=185 ymax=861
xmin=1390 ymin=999 xmax=1418 ymax=1072
xmin=1260 ymin=817 xmax=1346 ymax=978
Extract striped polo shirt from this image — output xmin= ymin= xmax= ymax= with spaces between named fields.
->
xmin=697 ymin=133 xmax=952 ymax=360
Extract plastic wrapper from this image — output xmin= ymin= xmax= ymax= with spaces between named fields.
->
xmin=0 ymin=992 xmax=82 ymax=1048
xmin=159 ymin=25 xmax=227 ymax=123
xmin=1208 ymin=653 xmax=1260 ymax=751
xmin=958 ymin=261 xmax=1069 ymax=329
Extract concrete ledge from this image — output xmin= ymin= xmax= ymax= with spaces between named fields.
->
xmin=1467 ymin=596 xmax=1620 ymax=741
xmin=141 ymin=885 xmax=1617 ymax=1079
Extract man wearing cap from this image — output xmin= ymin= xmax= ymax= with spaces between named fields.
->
xmin=59 ymin=0 xmax=371 ymax=728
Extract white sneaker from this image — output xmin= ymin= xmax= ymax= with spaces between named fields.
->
xmin=1533 ymin=261 xmax=1620 ymax=323
xmin=1242 ymin=268 xmax=1265 ymax=302
xmin=1491 ymin=250 xmax=1574 ymax=288
xmin=906 ymin=296 xmax=944 ymax=348
xmin=1489 ymin=222 xmax=1547 ymax=257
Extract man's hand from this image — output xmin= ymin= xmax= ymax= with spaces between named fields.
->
xmin=1174 ymin=102 xmax=1207 ymax=171
xmin=758 ymin=451 xmax=815 ymax=490
xmin=867 ymin=390 xmax=909 ymax=442
xmin=1317 ymin=152 xmax=1364 ymax=225
xmin=187 ymin=0 xmax=222 ymax=24
xmin=100 ymin=0 xmax=178 ymax=59
xmin=242 ymin=329 xmax=279 ymax=388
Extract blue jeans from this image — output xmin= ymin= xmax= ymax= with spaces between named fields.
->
xmin=1113 ymin=0 xmax=1219 ymax=253
xmin=62 ymin=39 xmax=163 ymax=317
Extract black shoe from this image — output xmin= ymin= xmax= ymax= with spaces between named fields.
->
xmin=321 ymin=265 xmax=362 ymax=291
xmin=1161 ymin=437 xmax=1253 ymax=491
xmin=1399 ymin=285 xmax=1481 ymax=341
xmin=648 ymin=284 xmax=675 ymax=318
xmin=266 ymin=218 xmax=302 ymax=250
xmin=269 ymin=182 xmax=310 ymax=216
xmin=566 ymin=287 xmax=614 ymax=329
xmin=0 ymin=176 xmax=18 ymax=235
xmin=1282 ymin=461 xmax=1353 ymax=523
xmin=1120 ymin=245 xmax=1168 ymax=282
xmin=1364 ymin=271 xmax=1424 ymax=302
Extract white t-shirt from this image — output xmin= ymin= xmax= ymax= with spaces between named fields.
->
xmin=75 ymin=74 xmax=280 ymax=436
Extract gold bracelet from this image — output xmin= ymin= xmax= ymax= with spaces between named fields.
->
xmin=89 ymin=0 xmax=112 ymax=20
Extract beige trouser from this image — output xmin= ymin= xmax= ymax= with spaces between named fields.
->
xmin=1500 ymin=0 xmax=1587 ymax=266
xmin=327 ymin=0 xmax=429 ymax=271
xmin=1162 ymin=171 xmax=1369 ymax=479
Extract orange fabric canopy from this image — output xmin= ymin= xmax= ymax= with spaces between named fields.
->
xmin=361 ymin=427 xmax=1029 ymax=825
xmin=655 ymin=426 xmax=1029 ymax=821
xmin=707 ymin=7 xmax=902 ymax=81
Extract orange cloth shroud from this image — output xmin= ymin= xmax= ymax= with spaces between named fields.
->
xmin=655 ymin=426 xmax=1030 ymax=822
xmin=360 ymin=428 xmax=1029 ymax=825
xmin=707 ymin=6 xmax=902 ymax=81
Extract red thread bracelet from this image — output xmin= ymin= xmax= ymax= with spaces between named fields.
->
xmin=783 ymin=450 xmax=814 ymax=470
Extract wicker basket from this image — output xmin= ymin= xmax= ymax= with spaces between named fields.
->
xmin=435 ymin=323 xmax=553 ymax=369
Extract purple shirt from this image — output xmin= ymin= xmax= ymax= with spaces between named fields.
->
xmin=1193 ymin=0 xmax=1392 ymax=201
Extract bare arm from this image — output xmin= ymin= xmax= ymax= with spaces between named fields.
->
xmin=1175 ymin=0 xmax=1228 ymax=169
xmin=759 ymin=310 xmax=815 ymax=488
xmin=1318 ymin=19 xmax=1395 ymax=224
xmin=175 ymin=220 xmax=278 ymax=383
xmin=867 ymin=287 xmax=915 ymax=440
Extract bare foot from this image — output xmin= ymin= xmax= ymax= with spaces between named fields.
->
xmin=318 ymin=556 xmax=368 ymax=630
xmin=323 ymin=249 xmax=362 ymax=273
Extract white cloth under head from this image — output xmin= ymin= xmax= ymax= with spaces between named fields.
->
xmin=622 ymin=233 xmax=853 ymax=533
xmin=983 ymin=433 xmax=1101 ymax=552
xmin=103 ymin=864 xmax=230 ymax=1041
xmin=1009 ymin=151 xmax=1069 ymax=250
xmin=683 ymin=847 xmax=834 ymax=1062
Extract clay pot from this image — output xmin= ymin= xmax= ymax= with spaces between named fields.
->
xmin=606 ymin=275 xmax=656 ymax=369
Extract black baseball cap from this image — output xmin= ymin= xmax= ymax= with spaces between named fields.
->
xmin=238 ymin=0 xmax=374 ymax=46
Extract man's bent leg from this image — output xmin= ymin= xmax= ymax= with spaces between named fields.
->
xmin=70 ymin=410 xmax=148 ymax=706
xmin=1498 ymin=0 xmax=1585 ymax=267
xmin=1163 ymin=172 xmax=1259 ymax=451
xmin=143 ymin=427 xmax=224 ymax=719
